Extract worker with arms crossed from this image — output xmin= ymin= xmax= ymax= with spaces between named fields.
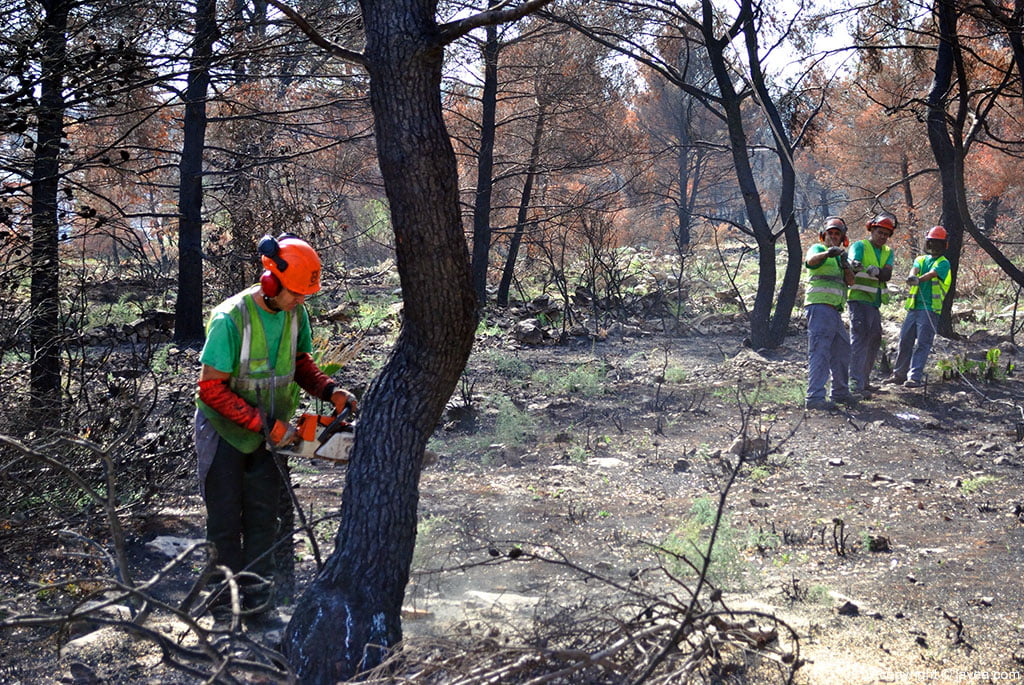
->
xmin=884 ymin=226 xmax=952 ymax=389
xmin=847 ymin=212 xmax=896 ymax=396
xmin=193 ymin=233 xmax=356 ymax=615
xmin=804 ymin=216 xmax=858 ymax=410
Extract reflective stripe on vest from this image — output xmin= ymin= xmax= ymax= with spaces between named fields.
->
xmin=198 ymin=287 xmax=302 ymax=453
xmin=231 ymin=294 xmax=299 ymax=401
xmin=906 ymin=256 xmax=951 ymax=313
xmin=848 ymin=241 xmax=891 ymax=306
xmin=805 ymin=251 xmax=846 ymax=309
xmin=808 ymin=275 xmax=846 ymax=298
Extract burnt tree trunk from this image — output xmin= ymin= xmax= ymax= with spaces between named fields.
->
xmin=282 ymin=0 xmax=478 ymax=680
xmin=470 ymin=14 xmax=499 ymax=306
xmin=925 ymin=0 xmax=1024 ymax=333
xmin=925 ymin=0 xmax=963 ymax=337
xmin=695 ymin=0 xmax=802 ymax=350
xmin=174 ymin=0 xmax=216 ymax=344
xmin=742 ymin=5 xmax=802 ymax=349
xmin=899 ymin=154 xmax=917 ymax=230
xmin=496 ymin=105 xmax=545 ymax=307
xmin=29 ymin=0 xmax=69 ymax=410
xmin=703 ymin=1 xmax=779 ymax=349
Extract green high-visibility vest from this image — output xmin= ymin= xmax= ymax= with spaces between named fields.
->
xmin=906 ymin=255 xmax=951 ymax=313
xmin=197 ymin=290 xmax=301 ymax=453
xmin=848 ymin=241 xmax=891 ymax=306
xmin=804 ymin=245 xmax=847 ymax=310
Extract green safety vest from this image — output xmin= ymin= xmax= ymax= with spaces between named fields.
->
xmin=804 ymin=246 xmax=847 ymax=310
xmin=197 ymin=289 xmax=301 ymax=453
xmin=848 ymin=241 xmax=891 ymax=306
xmin=906 ymin=255 xmax=951 ymax=313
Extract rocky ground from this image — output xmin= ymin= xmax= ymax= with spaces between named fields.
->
xmin=405 ymin=313 xmax=1024 ymax=684
xmin=4 ymin=306 xmax=1024 ymax=684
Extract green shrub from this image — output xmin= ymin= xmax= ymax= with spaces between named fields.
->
xmin=484 ymin=350 xmax=534 ymax=379
xmin=533 ymin=361 xmax=608 ymax=396
xmin=491 ymin=395 xmax=535 ymax=445
xmin=959 ymin=474 xmax=1000 ymax=494
xmin=661 ymin=497 xmax=750 ymax=590
xmin=936 ymin=348 xmax=1013 ymax=382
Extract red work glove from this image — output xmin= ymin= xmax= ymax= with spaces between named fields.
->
xmin=269 ymin=420 xmax=299 ymax=447
xmin=331 ymin=389 xmax=357 ymax=416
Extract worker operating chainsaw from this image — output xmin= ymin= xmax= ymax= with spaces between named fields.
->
xmin=193 ymin=233 xmax=356 ymax=616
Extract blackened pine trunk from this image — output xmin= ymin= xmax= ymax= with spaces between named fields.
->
xmin=29 ymin=0 xmax=69 ymax=410
xmin=742 ymin=7 xmax=802 ymax=349
xmin=925 ymin=0 xmax=963 ymax=337
xmin=1003 ymin=0 xmax=1024 ymax=111
xmin=702 ymin=2 xmax=778 ymax=349
xmin=282 ymin=0 xmax=478 ymax=680
xmin=675 ymin=128 xmax=692 ymax=265
xmin=981 ymin=196 xmax=1000 ymax=234
xmin=936 ymin=0 xmax=1024 ymax=313
xmin=899 ymin=154 xmax=917 ymax=229
xmin=470 ymin=17 xmax=499 ymax=305
xmin=174 ymin=0 xmax=216 ymax=344
xmin=496 ymin=106 xmax=545 ymax=307
xmin=927 ymin=7 xmax=1024 ymax=330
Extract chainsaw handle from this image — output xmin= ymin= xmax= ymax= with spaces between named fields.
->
xmin=318 ymin=406 xmax=352 ymax=444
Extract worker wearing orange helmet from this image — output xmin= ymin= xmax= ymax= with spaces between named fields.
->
xmin=194 ymin=233 xmax=356 ymax=617
xmin=883 ymin=226 xmax=951 ymax=389
xmin=804 ymin=216 xmax=857 ymax=410
xmin=847 ymin=212 xmax=896 ymax=396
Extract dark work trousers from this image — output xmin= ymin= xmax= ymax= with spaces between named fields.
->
xmin=805 ymin=303 xmax=851 ymax=402
xmin=848 ymin=300 xmax=882 ymax=392
xmin=204 ymin=436 xmax=281 ymax=605
xmin=892 ymin=309 xmax=939 ymax=383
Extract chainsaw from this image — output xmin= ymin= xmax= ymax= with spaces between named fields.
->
xmin=278 ymin=408 xmax=355 ymax=463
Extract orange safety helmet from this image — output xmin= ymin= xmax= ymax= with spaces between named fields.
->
xmin=866 ymin=213 xmax=897 ymax=234
xmin=820 ymin=216 xmax=849 ymax=246
xmin=926 ymin=225 xmax=948 ymax=241
xmin=259 ymin=234 xmax=322 ymax=296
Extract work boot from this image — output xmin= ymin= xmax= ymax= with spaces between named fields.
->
xmin=241 ymin=575 xmax=275 ymax=617
xmin=205 ymin=585 xmax=236 ymax=623
xmin=848 ymin=384 xmax=866 ymax=397
xmin=882 ymin=375 xmax=905 ymax=385
xmin=805 ymin=398 xmax=835 ymax=411
xmin=832 ymin=394 xmax=858 ymax=407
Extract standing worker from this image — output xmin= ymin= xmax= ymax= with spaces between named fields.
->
xmin=804 ymin=216 xmax=857 ymax=410
xmin=847 ymin=212 xmax=896 ymax=396
xmin=884 ymin=226 xmax=951 ymax=388
xmin=194 ymin=233 xmax=356 ymax=616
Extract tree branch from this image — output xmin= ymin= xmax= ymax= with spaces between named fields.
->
xmin=265 ymin=0 xmax=367 ymax=67
xmin=438 ymin=0 xmax=557 ymax=44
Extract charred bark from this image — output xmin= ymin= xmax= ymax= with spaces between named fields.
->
xmin=174 ymin=0 xmax=216 ymax=344
xmin=282 ymin=0 xmax=478 ymax=679
xmin=925 ymin=0 xmax=963 ymax=337
xmin=470 ymin=15 xmax=500 ymax=306
xmin=29 ymin=0 xmax=69 ymax=409
xmin=496 ymin=106 xmax=545 ymax=307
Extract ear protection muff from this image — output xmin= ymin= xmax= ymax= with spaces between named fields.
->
xmin=260 ymin=270 xmax=281 ymax=297
xmin=258 ymin=233 xmax=298 ymax=297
